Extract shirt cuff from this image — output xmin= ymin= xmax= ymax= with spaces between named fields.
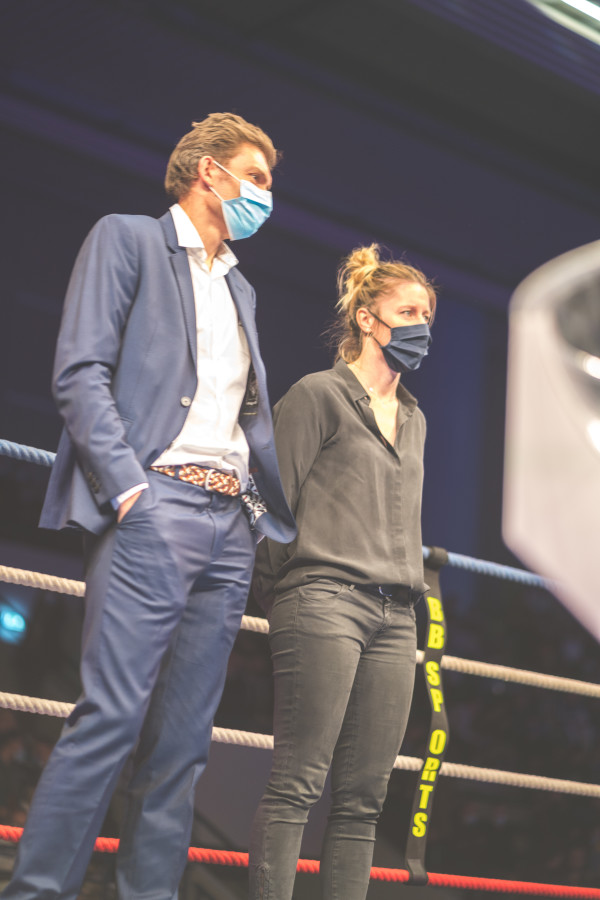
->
xmin=111 ymin=483 xmax=149 ymax=511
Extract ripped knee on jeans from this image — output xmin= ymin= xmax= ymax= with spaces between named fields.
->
xmin=249 ymin=863 xmax=271 ymax=900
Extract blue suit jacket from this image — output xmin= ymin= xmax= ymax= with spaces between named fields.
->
xmin=40 ymin=210 xmax=296 ymax=543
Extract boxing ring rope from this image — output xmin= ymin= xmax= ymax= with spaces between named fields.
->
xmin=0 ymin=439 xmax=552 ymax=588
xmin=0 ymin=440 xmax=57 ymax=469
xmin=1 ymin=564 xmax=597 ymax=699
xmin=1 ymin=684 xmax=599 ymax=798
xmin=0 ymin=439 xmax=598 ymax=895
xmin=1 ymin=826 xmax=599 ymax=898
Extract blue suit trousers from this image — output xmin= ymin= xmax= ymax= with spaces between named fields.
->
xmin=3 ymin=471 xmax=255 ymax=900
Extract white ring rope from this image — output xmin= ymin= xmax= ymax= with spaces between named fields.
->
xmin=2 ymin=565 xmax=599 ymax=698
xmin=422 ymin=652 xmax=600 ymax=699
xmin=0 ymin=690 xmax=598 ymax=798
xmin=0 ymin=691 xmax=72 ymax=719
xmin=0 ymin=565 xmax=85 ymax=597
xmin=434 ymin=762 xmax=600 ymax=797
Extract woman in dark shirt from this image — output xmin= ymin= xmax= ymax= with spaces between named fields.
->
xmin=249 ymin=244 xmax=436 ymax=900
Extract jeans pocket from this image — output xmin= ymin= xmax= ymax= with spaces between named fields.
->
xmin=297 ymin=579 xmax=349 ymax=602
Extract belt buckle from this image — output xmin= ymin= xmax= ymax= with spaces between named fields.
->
xmin=203 ymin=468 xmax=217 ymax=492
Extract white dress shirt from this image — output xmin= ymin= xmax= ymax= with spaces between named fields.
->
xmin=113 ymin=204 xmax=251 ymax=508
xmin=152 ymin=203 xmax=251 ymax=480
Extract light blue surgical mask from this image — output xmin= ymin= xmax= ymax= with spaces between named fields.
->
xmin=210 ymin=160 xmax=273 ymax=240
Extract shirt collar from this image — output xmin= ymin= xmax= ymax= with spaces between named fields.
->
xmin=169 ymin=203 xmax=238 ymax=270
xmin=334 ymin=359 xmax=418 ymax=415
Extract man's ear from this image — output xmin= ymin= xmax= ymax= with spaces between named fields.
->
xmin=196 ymin=155 xmax=215 ymax=188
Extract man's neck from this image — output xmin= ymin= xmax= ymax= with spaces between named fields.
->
xmin=178 ymin=195 xmax=225 ymax=269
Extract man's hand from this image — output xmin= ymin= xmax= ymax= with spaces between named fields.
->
xmin=117 ymin=490 xmax=144 ymax=523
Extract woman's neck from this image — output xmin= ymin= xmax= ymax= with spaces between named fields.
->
xmin=347 ymin=345 xmax=399 ymax=403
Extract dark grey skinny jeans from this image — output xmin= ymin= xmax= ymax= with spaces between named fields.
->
xmin=249 ymin=579 xmax=417 ymax=900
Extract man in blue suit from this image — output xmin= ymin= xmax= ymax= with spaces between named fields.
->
xmin=3 ymin=112 xmax=295 ymax=899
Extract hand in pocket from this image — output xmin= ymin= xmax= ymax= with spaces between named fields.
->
xmin=117 ymin=489 xmax=144 ymax=523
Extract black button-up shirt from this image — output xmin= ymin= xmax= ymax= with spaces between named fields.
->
xmin=253 ymin=359 xmax=427 ymax=609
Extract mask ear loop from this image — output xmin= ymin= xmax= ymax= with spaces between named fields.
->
xmin=212 ymin=158 xmax=240 ymax=182
xmin=369 ymin=309 xmax=392 ymax=330
xmin=209 ymin=158 xmax=240 ymax=203
xmin=364 ymin=307 xmax=390 ymax=350
xmin=209 ymin=185 xmax=225 ymax=202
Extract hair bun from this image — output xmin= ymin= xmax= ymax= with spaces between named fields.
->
xmin=337 ymin=244 xmax=381 ymax=308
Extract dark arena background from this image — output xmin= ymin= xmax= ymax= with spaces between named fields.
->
xmin=1 ymin=1 xmax=600 ymax=897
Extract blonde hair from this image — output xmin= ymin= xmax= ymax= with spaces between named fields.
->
xmin=334 ymin=244 xmax=437 ymax=362
xmin=164 ymin=112 xmax=279 ymax=201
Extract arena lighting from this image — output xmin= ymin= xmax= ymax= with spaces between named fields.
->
xmin=0 ymin=605 xmax=27 ymax=644
xmin=525 ymin=0 xmax=600 ymax=43
xmin=1 ymin=610 xmax=25 ymax=633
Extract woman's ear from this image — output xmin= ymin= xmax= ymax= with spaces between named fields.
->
xmin=355 ymin=306 xmax=374 ymax=336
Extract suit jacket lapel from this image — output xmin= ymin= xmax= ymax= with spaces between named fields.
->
xmin=225 ymin=271 xmax=262 ymax=372
xmin=226 ymin=270 xmax=264 ymax=419
xmin=160 ymin=212 xmax=197 ymax=368
xmin=160 ymin=211 xmax=262 ymax=387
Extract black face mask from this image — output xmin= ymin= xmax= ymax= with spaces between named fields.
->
xmin=371 ymin=312 xmax=432 ymax=373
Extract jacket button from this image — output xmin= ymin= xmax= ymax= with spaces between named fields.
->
xmin=180 ymin=396 xmax=192 ymax=407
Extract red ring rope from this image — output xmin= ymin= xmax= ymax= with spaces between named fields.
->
xmin=0 ymin=825 xmax=598 ymax=896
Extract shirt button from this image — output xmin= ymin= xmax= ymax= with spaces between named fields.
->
xmin=180 ymin=396 xmax=192 ymax=407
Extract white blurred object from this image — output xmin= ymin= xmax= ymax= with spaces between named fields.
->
xmin=504 ymin=240 xmax=600 ymax=640
xmin=524 ymin=0 xmax=600 ymax=47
